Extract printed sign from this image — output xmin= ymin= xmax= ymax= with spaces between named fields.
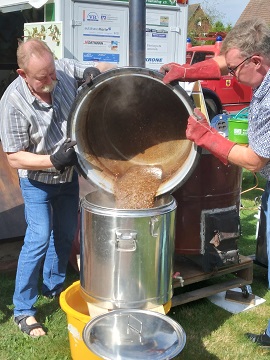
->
xmin=81 ymin=8 xmax=123 ymax=64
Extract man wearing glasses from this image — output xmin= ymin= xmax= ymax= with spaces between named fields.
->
xmin=227 ymin=55 xmax=254 ymax=77
xmin=160 ymin=18 xmax=270 ymax=348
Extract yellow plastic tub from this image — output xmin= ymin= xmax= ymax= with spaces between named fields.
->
xmin=59 ymin=281 xmax=102 ymax=360
xmin=60 ymin=281 xmax=172 ymax=359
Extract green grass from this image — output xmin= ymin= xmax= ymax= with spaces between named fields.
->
xmin=0 ymin=266 xmax=79 ymax=360
xmin=0 ymin=169 xmax=269 ymax=360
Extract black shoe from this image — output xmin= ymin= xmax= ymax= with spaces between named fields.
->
xmin=43 ymin=286 xmax=63 ymax=299
xmin=43 ymin=293 xmax=60 ymax=299
xmin=245 ymin=331 xmax=270 ymax=348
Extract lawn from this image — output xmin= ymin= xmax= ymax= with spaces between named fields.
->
xmin=0 ymin=169 xmax=269 ymax=360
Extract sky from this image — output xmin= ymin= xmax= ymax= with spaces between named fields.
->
xmin=188 ymin=0 xmax=250 ymax=26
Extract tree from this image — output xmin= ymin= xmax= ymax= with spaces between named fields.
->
xmin=198 ymin=0 xmax=224 ymax=26
xmin=188 ymin=1 xmax=232 ymax=42
xmin=211 ymin=21 xmax=232 ymax=34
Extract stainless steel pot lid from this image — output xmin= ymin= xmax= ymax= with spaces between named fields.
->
xmin=82 ymin=309 xmax=186 ymax=360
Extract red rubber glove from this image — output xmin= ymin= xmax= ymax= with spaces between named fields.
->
xmin=160 ymin=58 xmax=221 ymax=84
xmin=186 ymin=108 xmax=235 ymax=165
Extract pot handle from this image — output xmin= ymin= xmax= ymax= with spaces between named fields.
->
xmin=115 ymin=230 xmax=137 ymax=252
xmin=150 ymin=216 xmax=160 ymax=237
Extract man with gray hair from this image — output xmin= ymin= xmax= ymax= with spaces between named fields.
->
xmin=160 ymin=18 xmax=270 ymax=348
xmin=0 ymin=38 xmax=114 ymax=337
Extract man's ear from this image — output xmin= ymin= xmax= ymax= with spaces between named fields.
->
xmin=252 ymin=55 xmax=262 ymax=66
xmin=17 ymin=69 xmax=26 ymax=79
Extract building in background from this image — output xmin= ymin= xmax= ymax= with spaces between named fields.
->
xmin=187 ymin=4 xmax=211 ymax=39
xmin=235 ymin=0 xmax=270 ymax=26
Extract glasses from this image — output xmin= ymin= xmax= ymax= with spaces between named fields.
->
xmin=228 ymin=56 xmax=253 ymax=76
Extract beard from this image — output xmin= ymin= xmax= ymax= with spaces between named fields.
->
xmin=41 ymin=79 xmax=58 ymax=93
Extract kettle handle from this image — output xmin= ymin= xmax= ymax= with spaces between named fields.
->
xmin=115 ymin=230 xmax=137 ymax=252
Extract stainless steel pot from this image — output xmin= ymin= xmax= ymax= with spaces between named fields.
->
xmin=80 ymin=191 xmax=177 ymax=310
xmin=68 ymin=67 xmax=199 ymax=196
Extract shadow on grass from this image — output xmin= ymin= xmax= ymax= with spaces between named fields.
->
xmin=250 ymin=263 xmax=268 ymax=299
xmin=0 ymin=270 xmax=15 ymax=324
xmin=168 ymin=285 xmax=230 ymax=360
xmin=0 ymin=263 xmax=79 ymax=326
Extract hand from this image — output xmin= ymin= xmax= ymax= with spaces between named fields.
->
xmin=81 ymin=67 xmax=101 ymax=88
xmin=160 ymin=63 xmax=189 ymax=84
xmin=186 ymin=108 xmax=212 ymax=142
xmin=50 ymin=138 xmax=78 ymax=172
xmin=186 ymin=108 xmax=235 ymax=165
xmin=160 ymin=62 xmax=182 ymax=74
xmin=83 ymin=67 xmax=101 ymax=80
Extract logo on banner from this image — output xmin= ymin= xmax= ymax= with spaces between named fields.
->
xmin=146 ymin=57 xmax=163 ymax=63
xmin=87 ymin=12 xmax=99 ymax=21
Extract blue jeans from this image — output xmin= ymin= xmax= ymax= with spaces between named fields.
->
xmin=262 ymin=181 xmax=270 ymax=289
xmin=267 ymin=320 xmax=270 ymax=337
xmin=13 ymin=173 xmax=79 ymax=317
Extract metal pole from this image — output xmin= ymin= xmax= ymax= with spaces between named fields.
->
xmin=129 ymin=0 xmax=146 ymax=67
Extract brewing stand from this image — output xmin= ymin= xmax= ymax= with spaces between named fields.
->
xmin=172 ymin=254 xmax=253 ymax=307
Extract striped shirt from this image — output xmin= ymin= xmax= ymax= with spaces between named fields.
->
xmin=248 ymin=69 xmax=270 ymax=180
xmin=0 ymin=58 xmax=95 ymax=184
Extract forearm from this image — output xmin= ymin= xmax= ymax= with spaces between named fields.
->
xmin=227 ymin=145 xmax=269 ymax=172
xmin=186 ymin=109 xmax=269 ymax=169
xmin=95 ymin=62 xmax=116 ymax=72
xmin=161 ymin=58 xmax=222 ymax=83
xmin=212 ymin=55 xmax=229 ymax=76
xmin=6 ymin=151 xmax=53 ymax=170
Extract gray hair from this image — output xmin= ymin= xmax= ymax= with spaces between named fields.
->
xmin=221 ymin=18 xmax=270 ymax=58
xmin=17 ymin=38 xmax=54 ymax=70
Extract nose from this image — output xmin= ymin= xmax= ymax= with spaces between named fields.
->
xmin=46 ymin=72 xmax=56 ymax=84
